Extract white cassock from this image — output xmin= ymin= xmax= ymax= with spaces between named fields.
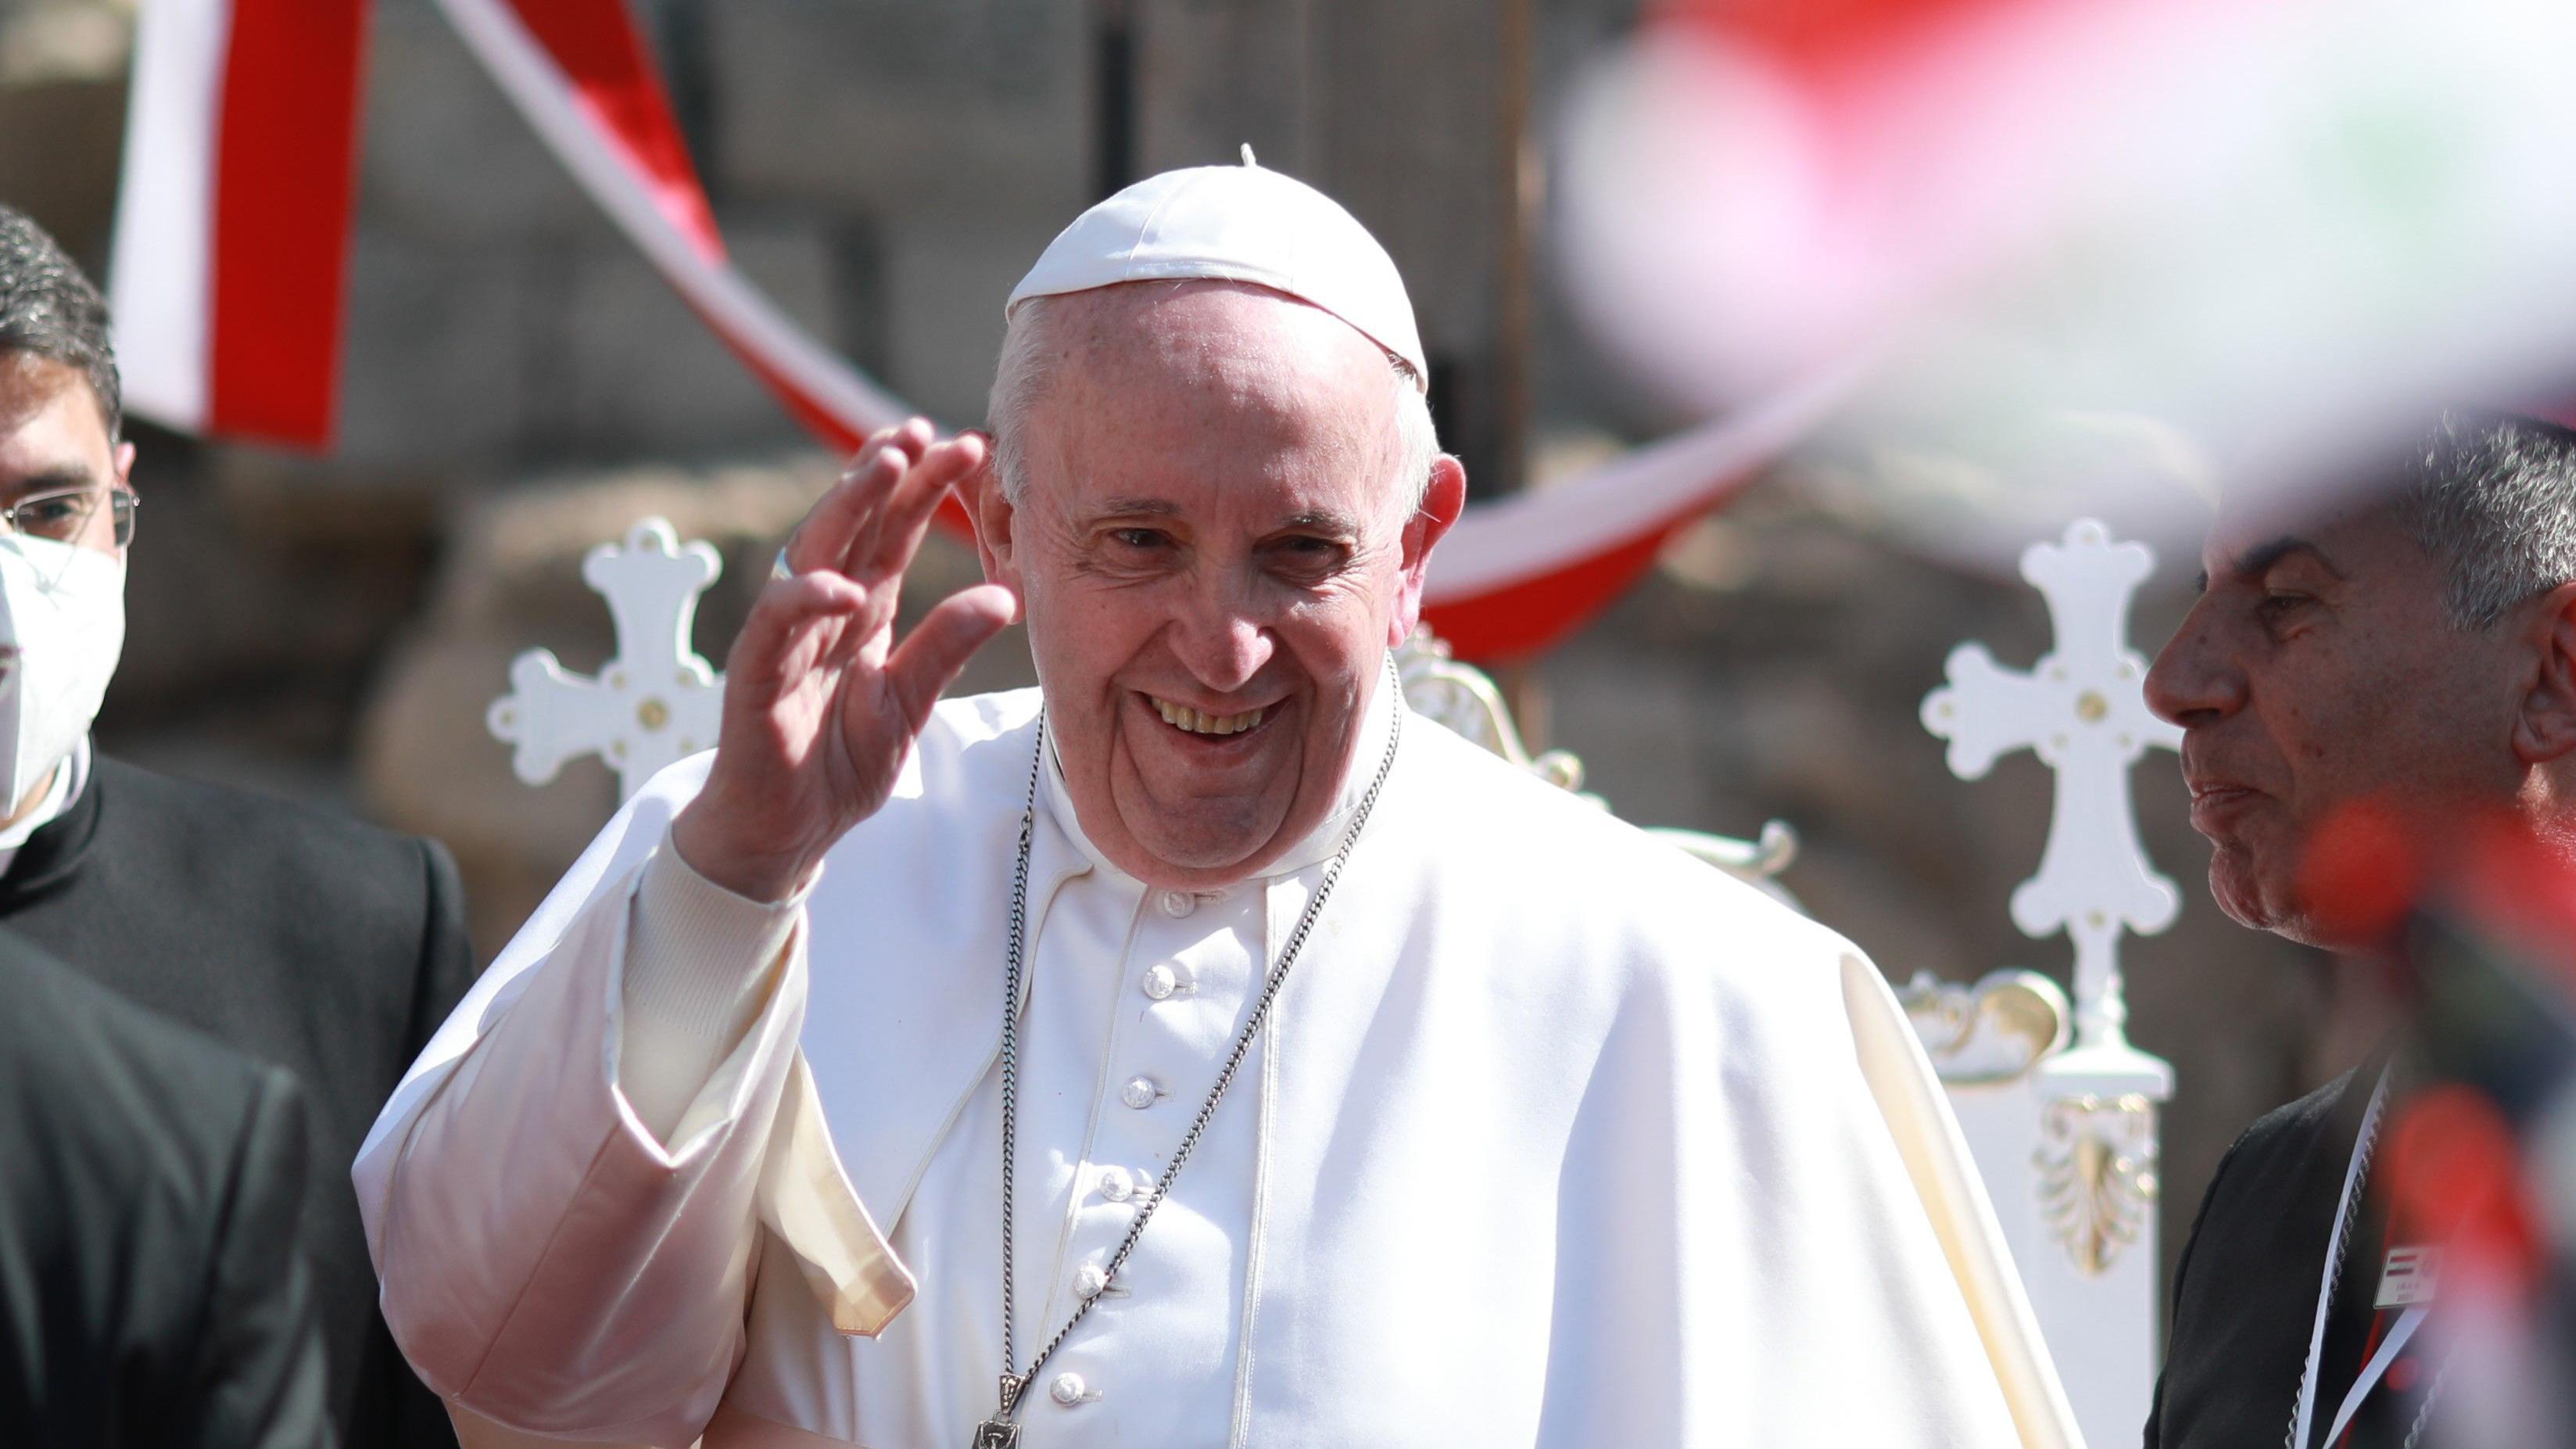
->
xmin=355 ymin=683 xmax=2060 ymax=1447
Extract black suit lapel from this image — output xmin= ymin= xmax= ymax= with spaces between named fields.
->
xmin=0 ymin=758 xmax=102 ymax=906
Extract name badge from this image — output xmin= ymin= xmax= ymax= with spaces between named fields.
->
xmin=2375 ymin=1244 xmax=2442 ymax=1309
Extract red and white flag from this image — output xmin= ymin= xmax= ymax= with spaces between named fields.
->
xmin=106 ymin=0 xmax=1821 ymax=659
xmin=109 ymin=0 xmax=371 ymax=446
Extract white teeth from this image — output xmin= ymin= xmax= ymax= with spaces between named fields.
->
xmin=1152 ymin=698 xmax=1267 ymax=736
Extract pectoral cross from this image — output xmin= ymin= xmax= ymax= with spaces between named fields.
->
xmin=1919 ymin=518 xmax=2183 ymax=1051
xmin=973 ymin=1374 xmax=1025 ymax=1447
xmin=485 ymin=517 xmax=726 ymax=801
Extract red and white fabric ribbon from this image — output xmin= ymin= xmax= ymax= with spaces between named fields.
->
xmin=107 ymin=0 xmax=1826 ymax=659
xmin=109 ymin=0 xmax=370 ymax=445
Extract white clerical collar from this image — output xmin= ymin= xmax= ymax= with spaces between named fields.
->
xmin=1039 ymin=666 xmax=1403 ymax=889
xmin=0 ymin=734 xmax=89 ymax=877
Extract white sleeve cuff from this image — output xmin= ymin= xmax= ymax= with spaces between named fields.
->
xmin=614 ymin=833 xmax=811 ymax=1143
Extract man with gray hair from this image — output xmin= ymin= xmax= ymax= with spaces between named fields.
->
xmin=360 ymin=159 xmax=2035 ymax=1447
xmin=2142 ymin=411 xmax=2576 ymax=1447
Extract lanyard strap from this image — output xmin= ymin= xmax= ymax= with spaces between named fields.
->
xmin=2319 ymin=1306 xmax=2428 ymax=1449
xmin=2290 ymin=1066 xmax=2393 ymax=1449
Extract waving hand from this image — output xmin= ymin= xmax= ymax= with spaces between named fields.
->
xmin=672 ymin=419 xmax=1017 ymax=902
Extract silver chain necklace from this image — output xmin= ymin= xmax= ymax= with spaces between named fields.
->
xmin=976 ymin=671 xmax=1403 ymax=1445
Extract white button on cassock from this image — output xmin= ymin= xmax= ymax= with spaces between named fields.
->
xmin=1050 ymin=1372 xmax=1089 ymax=1406
xmin=1074 ymin=1263 xmax=1110 ymax=1299
xmin=1097 ymin=1166 xmax=1134 ymax=1202
xmin=1141 ymin=963 xmax=1178 ymax=1000
xmin=1120 ymin=1075 xmax=1158 ymax=1110
xmin=1158 ymin=889 xmax=1195 ymax=918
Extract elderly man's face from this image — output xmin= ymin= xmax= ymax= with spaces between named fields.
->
xmin=2144 ymin=495 xmax=2528 ymax=946
xmin=969 ymin=282 xmax=1462 ymax=888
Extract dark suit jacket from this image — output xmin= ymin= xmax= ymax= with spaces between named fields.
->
xmin=2148 ymin=1051 xmax=2421 ymax=1448
xmin=0 ymin=756 xmax=475 ymax=1448
xmin=0 ymin=927 xmax=334 ymax=1448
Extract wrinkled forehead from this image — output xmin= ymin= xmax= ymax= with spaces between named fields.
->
xmin=1029 ymin=283 xmax=1405 ymax=490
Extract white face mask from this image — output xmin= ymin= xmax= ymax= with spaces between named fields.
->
xmin=0 ymin=535 xmax=124 ymax=810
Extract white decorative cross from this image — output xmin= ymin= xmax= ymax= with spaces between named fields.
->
xmin=487 ymin=517 xmax=727 ymax=801
xmin=1920 ymin=518 xmax=2182 ymax=1052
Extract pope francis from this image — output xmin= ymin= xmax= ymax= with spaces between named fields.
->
xmin=357 ymin=158 xmax=2051 ymax=1447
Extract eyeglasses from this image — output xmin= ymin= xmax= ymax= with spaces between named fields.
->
xmin=0 ymin=486 xmax=138 ymax=549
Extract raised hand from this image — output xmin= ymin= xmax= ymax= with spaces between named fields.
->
xmin=671 ymin=419 xmax=1017 ymax=902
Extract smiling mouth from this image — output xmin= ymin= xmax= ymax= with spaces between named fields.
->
xmin=1149 ymin=696 xmax=1269 ymax=737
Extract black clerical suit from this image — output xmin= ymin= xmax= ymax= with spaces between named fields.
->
xmin=0 ymin=926 xmax=334 ymax=1448
xmin=2148 ymin=1048 xmax=2428 ymax=1449
xmin=0 ymin=755 xmax=475 ymax=1448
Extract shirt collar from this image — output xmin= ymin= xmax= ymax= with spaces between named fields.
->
xmin=1038 ymin=664 xmax=1403 ymax=889
xmin=0 ymin=734 xmax=90 ymax=869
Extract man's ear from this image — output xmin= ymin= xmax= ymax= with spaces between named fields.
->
xmin=1388 ymin=454 xmax=1467 ymax=645
xmin=2513 ymin=580 xmax=2576 ymax=764
xmin=109 ymin=440 xmax=135 ymax=561
xmin=960 ymin=430 xmax=1021 ymax=595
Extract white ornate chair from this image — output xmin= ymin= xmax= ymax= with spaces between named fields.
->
xmin=1391 ymin=627 xmax=1801 ymax=902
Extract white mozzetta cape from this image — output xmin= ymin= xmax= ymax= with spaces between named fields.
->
xmin=356 ymin=690 xmax=2047 ymax=1447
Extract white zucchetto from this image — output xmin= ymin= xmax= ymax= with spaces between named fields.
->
xmin=1005 ymin=146 xmax=1428 ymax=391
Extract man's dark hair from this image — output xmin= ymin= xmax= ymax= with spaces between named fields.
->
xmin=0 ymin=205 xmax=120 ymax=443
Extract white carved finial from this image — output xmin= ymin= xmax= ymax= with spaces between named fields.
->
xmin=1391 ymin=625 xmax=1800 ymax=892
xmin=1920 ymin=518 xmax=2182 ymax=1053
xmin=486 ymin=517 xmax=728 ymax=801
